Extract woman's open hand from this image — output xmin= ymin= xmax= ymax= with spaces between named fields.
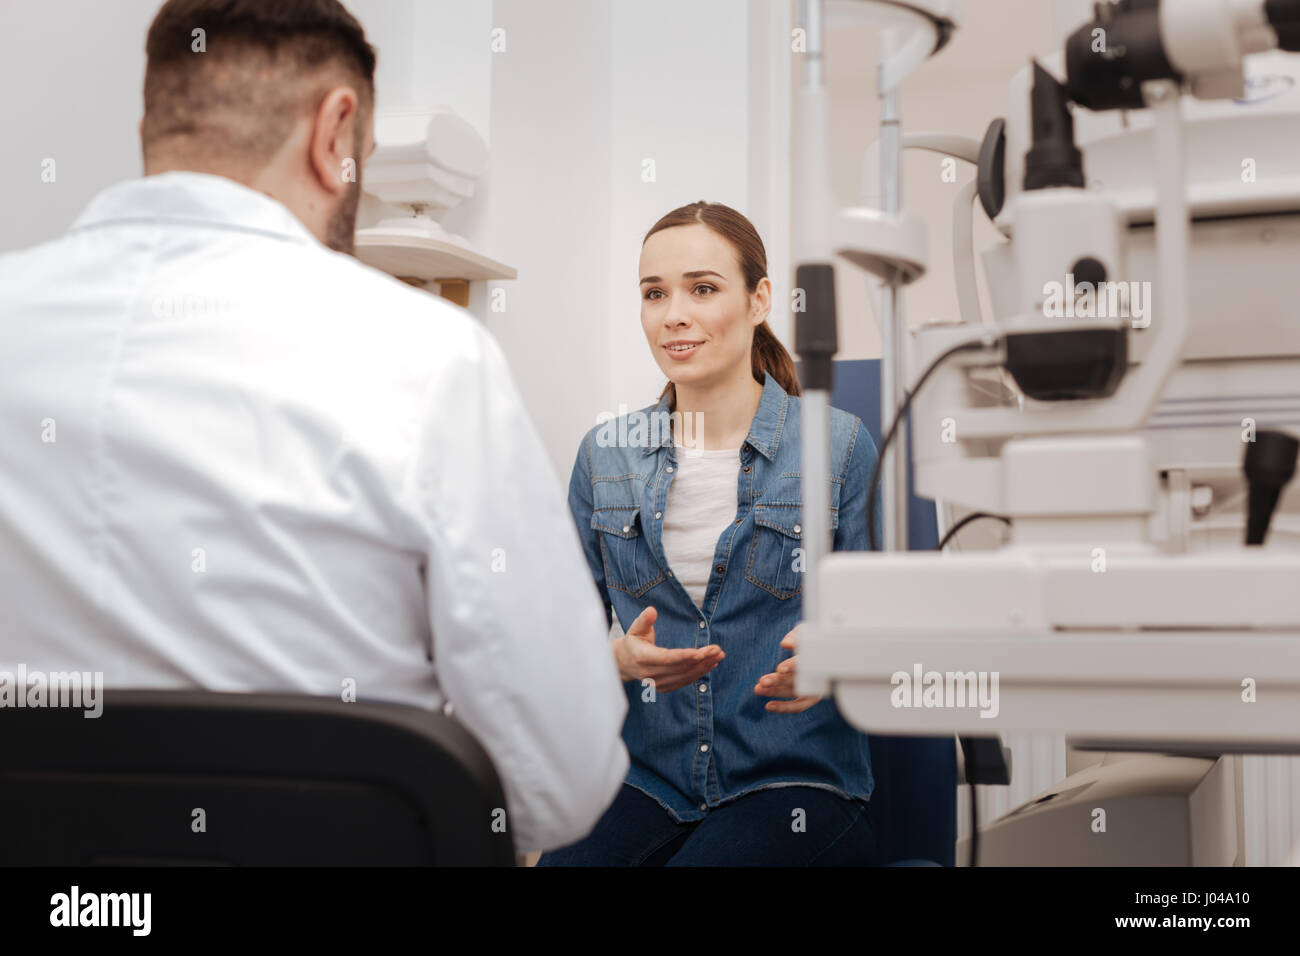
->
xmin=754 ymin=623 xmax=822 ymax=713
xmin=614 ymin=606 xmax=724 ymax=692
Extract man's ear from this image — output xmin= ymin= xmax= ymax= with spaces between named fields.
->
xmin=308 ymin=86 xmax=362 ymax=197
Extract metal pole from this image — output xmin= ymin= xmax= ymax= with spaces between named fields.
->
xmin=878 ymin=32 xmax=909 ymax=552
xmin=795 ymin=0 xmax=834 ymax=669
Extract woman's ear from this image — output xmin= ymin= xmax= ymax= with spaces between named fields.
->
xmin=751 ymin=276 xmax=773 ymax=326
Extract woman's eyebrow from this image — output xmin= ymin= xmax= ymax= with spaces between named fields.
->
xmin=639 ymin=270 xmax=727 ymax=285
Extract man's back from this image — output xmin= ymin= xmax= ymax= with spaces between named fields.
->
xmin=0 ymin=171 xmax=628 ymax=852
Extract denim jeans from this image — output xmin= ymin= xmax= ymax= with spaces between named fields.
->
xmin=536 ymin=783 xmax=881 ymax=866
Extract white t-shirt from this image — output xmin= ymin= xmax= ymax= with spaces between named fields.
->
xmin=661 ymin=443 xmax=742 ymax=611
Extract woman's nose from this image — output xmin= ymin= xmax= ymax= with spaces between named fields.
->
xmin=663 ymin=304 xmax=690 ymax=326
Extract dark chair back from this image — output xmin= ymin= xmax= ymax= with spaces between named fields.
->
xmin=0 ymin=690 xmax=515 ymax=865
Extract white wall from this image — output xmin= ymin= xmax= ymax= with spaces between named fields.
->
xmin=466 ymin=0 xmax=616 ymax=479
xmin=0 ymin=0 xmax=789 ymax=480
xmin=438 ymin=0 xmax=791 ymax=475
xmin=348 ymin=0 xmax=493 ymax=134
xmin=0 ymin=0 xmax=159 ymax=251
xmin=605 ymin=0 xmax=761 ymax=419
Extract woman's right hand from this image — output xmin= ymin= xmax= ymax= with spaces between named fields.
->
xmin=614 ymin=606 xmax=724 ymax=692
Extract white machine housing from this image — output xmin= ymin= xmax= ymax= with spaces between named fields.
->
xmin=801 ymin=6 xmax=1300 ymax=761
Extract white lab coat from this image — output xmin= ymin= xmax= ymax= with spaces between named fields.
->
xmin=0 ymin=171 xmax=628 ymax=853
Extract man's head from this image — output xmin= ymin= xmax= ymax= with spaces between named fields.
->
xmin=142 ymin=0 xmax=378 ymax=253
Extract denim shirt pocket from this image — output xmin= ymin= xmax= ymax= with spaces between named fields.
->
xmin=591 ymin=504 xmax=665 ymax=597
xmin=745 ymin=476 xmax=842 ymax=600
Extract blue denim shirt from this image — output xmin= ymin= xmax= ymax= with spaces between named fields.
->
xmin=566 ymin=371 xmax=880 ymax=822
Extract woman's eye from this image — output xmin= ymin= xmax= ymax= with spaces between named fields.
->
xmin=643 ymin=285 xmax=714 ymax=300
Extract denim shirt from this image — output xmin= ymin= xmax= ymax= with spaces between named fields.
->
xmin=566 ymin=371 xmax=881 ymax=822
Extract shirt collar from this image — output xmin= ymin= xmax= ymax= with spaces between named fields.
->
xmin=68 ymin=171 xmax=319 ymax=245
xmin=643 ymin=370 xmax=790 ymax=461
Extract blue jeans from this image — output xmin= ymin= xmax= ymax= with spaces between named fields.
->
xmin=536 ymin=783 xmax=880 ymax=866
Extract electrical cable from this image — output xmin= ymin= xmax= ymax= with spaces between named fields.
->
xmin=866 ymin=337 xmax=1001 ymax=551
xmin=937 ymin=511 xmax=1011 ymax=550
xmin=968 ymin=762 xmax=978 ymax=867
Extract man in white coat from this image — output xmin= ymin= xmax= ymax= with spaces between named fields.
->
xmin=0 ymin=0 xmax=628 ymax=856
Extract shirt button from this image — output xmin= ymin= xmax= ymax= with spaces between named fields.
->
xmin=666 ymin=570 xmax=673 ymax=577
xmin=699 ymin=683 xmax=708 ymax=693
xmin=793 ymin=524 xmax=801 ymax=534
xmin=622 ymin=525 xmax=630 ymax=533
xmin=667 ymin=466 xmax=674 ymax=473
xmin=743 ymin=466 xmax=751 ymax=473
xmin=735 ymin=518 xmax=742 ymax=524
xmin=715 ymin=565 xmax=724 ymax=573
xmin=654 ymin=511 xmax=662 ymax=519
xmin=700 ymin=744 xmax=709 ymax=752
xmin=698 ymin=621 xmax=705 ymax=629
xmin=700 ymin=803 xmax=707 ymax=811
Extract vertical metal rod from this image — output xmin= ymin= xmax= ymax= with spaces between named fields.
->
xmin=878 ymin=33 xmax=909 ymax=552
xmin=801 ymin=390 xmax=829 ymax=629
xmin=803 ymin=0 xmax=822 ymax=86
xmin=796 ymin=0 xmax=831 ymax=648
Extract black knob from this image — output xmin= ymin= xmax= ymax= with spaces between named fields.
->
xmin=1243 ymin=429 xmax=1299 ymax=545
xmin=1071 ymin=256 xmax=1107 ymax=288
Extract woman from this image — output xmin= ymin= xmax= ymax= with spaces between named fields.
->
xmin=537 ymin=201 xmax=881 ymax=866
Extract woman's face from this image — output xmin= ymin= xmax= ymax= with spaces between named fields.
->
xmin=639 ymin=223 xmax=767 ymax=392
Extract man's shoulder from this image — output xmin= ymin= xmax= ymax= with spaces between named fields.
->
xmin=0 ymin=234 xmax=76 ymax=283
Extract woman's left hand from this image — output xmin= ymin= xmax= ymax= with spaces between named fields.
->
xmin=754 ymin=624 xmax=822 ymax=714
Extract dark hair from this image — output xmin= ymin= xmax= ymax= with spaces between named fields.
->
xmin=643 ymin=201 xmax=800 ymax=405
xmin=143 ymin=0 xmax=377 ymax=167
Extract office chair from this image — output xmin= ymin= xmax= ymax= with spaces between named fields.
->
xmin=0 ymin=690 xmax=515 ymax=866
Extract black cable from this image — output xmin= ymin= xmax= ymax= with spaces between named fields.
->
xmin=946 ymin=514 xmax=1010 ymax=869
xmin=862 ymin=337 xmax=999 ymax=868
xmin=866 ymin=338 xmax=999 ymax=551
xmin=937 ymin=511 xmax=1011 ymax=551
xmin=958 ymin=735 xmax=992 ymax=867
xmin=968 ymin=765 xmax=979 ymax=867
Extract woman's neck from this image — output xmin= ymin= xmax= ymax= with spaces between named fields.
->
xmin=671 ymin=369 xmax=765 ymax=450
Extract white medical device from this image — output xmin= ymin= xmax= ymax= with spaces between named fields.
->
xmin=793 ymin=0 xmax=1300 ymax=864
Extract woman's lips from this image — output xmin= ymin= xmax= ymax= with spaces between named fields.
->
xmin=664 ymin=342 xmax=702 ymax=361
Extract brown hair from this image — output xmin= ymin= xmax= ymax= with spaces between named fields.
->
xmin=142 ymin=0 xmax=377 ymax=171
xmin=643 ymin=201 xmax=800 ymax=406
